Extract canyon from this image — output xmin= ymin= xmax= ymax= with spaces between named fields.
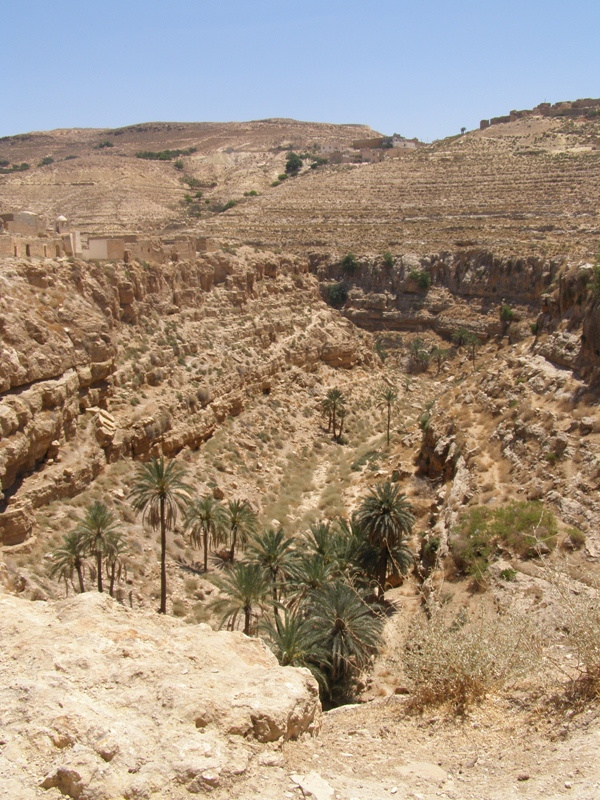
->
xmin=1 ymin=106 xmax=600 ymax=799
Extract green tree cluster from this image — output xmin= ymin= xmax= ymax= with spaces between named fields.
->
xmin=208 ymin=481 xmax=414 ymax=700
xmin=49 ymin=501 xmax=127 ymax=597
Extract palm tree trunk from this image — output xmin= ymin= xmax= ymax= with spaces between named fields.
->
xmin=159 ymin=496 xmax=167 ymax=614
xmin=244 ymin=604 xmax=251 ymax=636
xmin=75 ymin=560 xmax=85 ymax=593
xmin=387 ymin=403 xmax=391 ymax=446
xmin=96 ymin=548 xmax=103 ymax=593
xmin=272 ymin=568 xmax=279 ymax=619
xmin=231 ymin=527 xmax=237 ymax=563
xmin=332 ymin=404 xmax=337 ymax=438
xmin=109 ymin=562 xmax=116 ymax=597
xmin=377 ymin=549 xmax=388 ymax=599
xmin=203 ymin=528 xmax=208 ymax=573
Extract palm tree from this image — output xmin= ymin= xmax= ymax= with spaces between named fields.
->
xmin=430 ymin=346 xmax=450 ymax=375
xmin=288 ymin=553 xmax=335 ymax=606
xmin=321 ymin=396 xmax=334 ymax=433
xmin=355 ymin=482 xmax=415 ymax=597
xmin=378 ymin=385 xmax=398 ymax=447
xmin=76 ymin=501 xmax=119 ymax=593
xmin=49 ymin=530 xmax=87 ymax=594
xmin=209 ymin=562 xmax=270 ymax=635
xmin=246 ymin=527 xmax=297 ymax=615
xmin=129 ymin=455 xmax=192 ymax=614
xmin=306 ymin=521 xmax=336 ymax=562
xmin=104 ymin=530 xmax=128 ymax=597
xmin=261 ymin=610 xmax=329 ymax=689
xmin=225 ymin=499 xmax=257 ymax=562
xmin=184 ymin=495 xmax=228 ymax=573
xmin=325 ymin=388 xmax=345 ymax=439
xmin=308 ymin=581 xmax=383 ymax=682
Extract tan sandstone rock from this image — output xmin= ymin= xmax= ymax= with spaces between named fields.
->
xmin=0 ymin=592 xmax=320 ymax=799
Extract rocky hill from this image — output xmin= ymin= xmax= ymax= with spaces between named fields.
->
xmin=206 ymin=114 xmax=600 ymax=259
xmin=0 ymin=120 xmax=378 ymax=233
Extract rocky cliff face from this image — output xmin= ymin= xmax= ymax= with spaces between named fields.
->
xmin=314 ymin=249 xmax=561 ymax=337
xmin=0 ymin=248 xmax=371 ymax=544
xmin=0 ymin=591 xmax=320 ymax=799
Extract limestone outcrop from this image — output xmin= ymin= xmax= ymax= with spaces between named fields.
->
xmin=0 ymin=249 xmax=371 ymax=544
xmin=0 ymin=592 xmax=320 ymax=799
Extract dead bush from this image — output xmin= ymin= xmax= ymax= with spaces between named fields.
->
xmin=403 ymin=602 xmax=542 ymax=713
xmin=552 ymin=573 xmax=600 ymax=701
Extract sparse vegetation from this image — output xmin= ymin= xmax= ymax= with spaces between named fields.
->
xmin=136 ymin=147 xmax=197 ymax=161
xmin=403 ymin=603 xmax=542 ymax=713
xmin=450 ymin=501 xmax=558 ymax=583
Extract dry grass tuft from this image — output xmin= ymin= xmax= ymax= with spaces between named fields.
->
xmin=552 ymin=573 xmax=600 ymax=702
xmin=403 ymin=602 xmax=542 ymax=714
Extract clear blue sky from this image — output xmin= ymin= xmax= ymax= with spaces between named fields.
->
xmin=2 ymin=0 xmax=599 ymax=141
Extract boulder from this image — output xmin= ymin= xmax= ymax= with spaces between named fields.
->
xmin=0 ymin=592 xmax=321 ymax=799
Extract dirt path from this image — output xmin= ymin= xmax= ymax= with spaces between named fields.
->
xmin=216 ymin=696 xmax=600 ymax=800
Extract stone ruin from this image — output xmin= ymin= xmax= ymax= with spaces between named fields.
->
xmin=480 ymin=97 xmax=600 ymax=129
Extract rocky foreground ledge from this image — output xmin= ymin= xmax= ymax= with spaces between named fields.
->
xmin=0 ymin=591 xmax=320 ymax=799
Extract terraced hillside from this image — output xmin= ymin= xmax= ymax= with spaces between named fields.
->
xmin=206 ymin=115 xmax=600 ymax=259
xmin=0 ymin=119 xmax=377 ymax=233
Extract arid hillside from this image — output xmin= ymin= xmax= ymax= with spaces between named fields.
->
xmin=3 ymin=111 xmax=600 ymax=260
xmin=207 ymin=114 xmax=600 ymax=259
xmin=0 ymin=119 xmax=378 ymax=233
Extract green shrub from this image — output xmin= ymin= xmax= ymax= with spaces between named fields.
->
xmin=589 ymin=260 xmax=600 ymax=299
xmin=499 ymin=568 xmax=517 ymax=581
xmin=374 ymin=338 xmax=387 ymax=361
xmin=285 ymin=152 xmax=303 ymax=175
xmin=244 ymin=190 xmax=258 ymax=196
xmin=451 ymin=502 xmax=558 ymax=581
xmin=173 ymin=159 xmax=184 ymax=170
xmin=340 ymin=253 xmax=359 ymax=274
xmin=326 ymin=282 xmax=348 ymax=307
xmin=409 ymin=268 xmax=431 ymax=290
xmin=0 ymin=162 xmax=29 ymax=174
xmin=136 ymin=147 xmax=196 ymax=161
xmin=38 ymin=156 xmax=54 ymax=166
xmin=383 ymin=251 xmax=394 ymax=268
xmin=418 ymin=411 xmax=432 ymax=432
xmin=500 ymin=304 xmax=516 ymax=322
xmin=565 ymin=527 xmax=586 ymax=550
xmin=94 ymin=140 xmax=114 ymax=149
xmin=211 ymin=200 xmax=238 ymax=213
xmin=64 ymin=155 xmax=78 ymax=161
xmin=183 ymin=176 xmax=202 ymax=188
